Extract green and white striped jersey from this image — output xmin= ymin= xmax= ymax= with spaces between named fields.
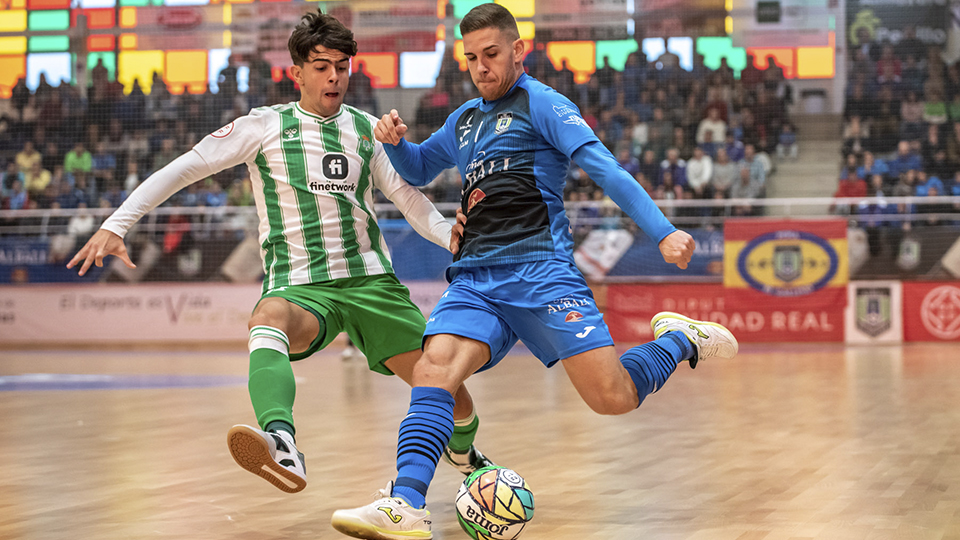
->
xmin=103 ymin=102 xmax=451 ymax=294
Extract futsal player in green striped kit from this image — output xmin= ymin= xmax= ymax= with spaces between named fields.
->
xmin=67 ymin=10 xmax=492 ymax=493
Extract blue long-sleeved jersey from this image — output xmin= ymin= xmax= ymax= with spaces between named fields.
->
xmin=385 ymin=72 xmax=676 ymax=268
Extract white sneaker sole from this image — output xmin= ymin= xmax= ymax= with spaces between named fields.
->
xmin=331 ymin=513 xmax=432 ymax=540
xmin=227 ymin=425 xmax=306 ymax=493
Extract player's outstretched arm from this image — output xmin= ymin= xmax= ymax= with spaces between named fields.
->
xmin=66 ymin=229 xmax=135 ymax=276
xmin=374 ymin=109 xmax=456 ymax=187
xmin=658 ymin=230 xmax=695 ymax=270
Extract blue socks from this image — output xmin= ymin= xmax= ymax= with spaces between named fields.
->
xmin=619 ymin=331 xmax=693 ymax=407
xmin=392 ymin=386 xmax=455 ymax=508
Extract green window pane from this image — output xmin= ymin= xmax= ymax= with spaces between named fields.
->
xmin=29 ymin=35 xmax=69 ymax=52
xmin=28 ymin=10 xmax=70 ymax=31
xmin=696 ymin=36 xmax=747 ymax=78
xmin=452 ymin=0 xmax=490 ymax=19
xmin=86 ymin=51 xmax=116 ymax=81
xmin=596 ymin=40 xmax=639 ymax=71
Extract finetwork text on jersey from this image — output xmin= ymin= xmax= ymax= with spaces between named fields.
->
xmin=309 ymin=182 xmax=357 ymax=192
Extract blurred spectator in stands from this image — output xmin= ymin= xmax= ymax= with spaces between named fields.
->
xmin=630 ymin=115 xmax=648 ymax=157
xmin=123 ymin=160 xmax=141 ymax=194
xmin=697 ymin=107 xmax=726 ymax=147
xmin=41 ymin=142 xmax=60 ymax=173
xmin=902 ymin=55 xmax=925 ymax=94
xmin=616 ymin=148 xmax=640 ymax=178
xmin=679 ymin=94 xmax=702 ymax=137
xmin=739 ymin=144 xmax=766 ymax=192
xmin=638 ymin=149 xmax=660 ymax=188
xmin=898 ymin=25 xmax=927 ymax=64
xmin=699 ymin=130 xmax=719 ymax=158
xmin=91 ymin=141 xmax=117 ymax=190
xmin=15 ymin=141 xmax=41 ymax=174
xmin=830 ymin=169 xmax=867 ymax=215
xmin=776 ymin=123 xmax=798 ymax=160
xmin=7 ymin=179 xmax=27 ymax=210
xmin=858 ymin=174 xmax=893 ymax=255
xmin=876 ymin=45 xmax=902 ymax=87
xmin=887 ymin=140 xmax=923 ymax=178
xmin=739 ymin=108 xmax=761 ymax=148
xmin=686 ymin=146 xmax=713 ymax=200
xmin=857 ymin=151 xmax=889 ymax=183
xmin=634 ymin=170 xmax=653 ymax=194
xmin=724 ymin=131 xmax=745 ymax=162
xmin=670 ymin=126 xmax=694 ymax=159
xmin=555 ymin=59 xmax=576 ymax=100
xmin=1 ymin=162 xmax=23 ymax=199
xmin=710 ymin=148 xmax=737 ymax=199
xmin=715 ymin=57 xmax=735 ymax=86
xmin=900 ymin=91 xmax=924 ymax=141
xmin=740 ymin=54 xmax=763 ymax=90
xmin=147 ymin=73 xmax=179 ymax=122
xmin=842 ymin=115 xmax=869 ymax=158
xmin=100 ymin=180 xmax=127 ymax=208
xmin=841 ymin=151 xmax=860 ymax=178
xmin=923 ymin=84 xmax=949 ymax=126
xmin=927 ymin=148 xmax=952 ymax=182
xmin=228 ymin=176 xmax=255 ymax=207
xmin=871 ymin=86 xmax=901 ymax=152
xmin=11 ymin=77 xmax=29 ymax=122
xmin=204 ymin=178 xmax=228 ymax=207
xmin=126 ymin=129 xmax=150 ymax=171
xmin=151 ymin=138 xmax=178 ymax=173
xmin=948 ymin=94 xmax=960 ymax=123
xmin=55 ymin=172 xmax=84 ymax=209
xmin=660 ymin=148 xmax=688 ymax=190
xmin=647 ymin=107 xmax=672 ymax=159
xmin=596 ymin=55 xmax=617 ymax=107
xmin=946 ymin=63 xmax=960 ymax=101
xmin=64 ymin=141 xmax=92 ymax=176
xmin=893 ymin=169 xmax=919 ymax=217
xmin=655 ymin=169 xmax=682 ymax=215
xmin=730 ymin=167 xmax=762 ymax=216
xmin=24 ymin=161 xmax=52 ymax=198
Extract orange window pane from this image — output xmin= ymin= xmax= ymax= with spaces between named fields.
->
xmin=88 ymin=34 xmax=114 ymax=52
xmin=546 ymin=41 xmax=596 ymax=84
xmin=353 ymin=52 xmax=397 ymax=89
xmin=72 ymin=8 xmax=114 ymax=29
xmin=747 ymin=47 xmax=794 ymax=79
xmin=28 ymin=0 xmax=70 ymax=9
xmin=0 ymin=55 xmax=26 ymax=98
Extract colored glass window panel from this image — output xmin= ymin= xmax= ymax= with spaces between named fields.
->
xmin=208 ymin=48 xmax=230 ymax=93
xmin=454 ymin=39 xmax=466 ymax=70
xmin=26 ymin=52 xmax=71 ymax=89
xmin=596 ymin=39 xmax=639 ymax=71
xmin=696 ymin=36 xmax=747 ymax=77
xmin=796 ymin=32 xmax=835 ymax=79
xmin=164 ymin=0 xmax=209 ymax=5
xmin=28 ymin=10 xmax=68 ymax=30
xmin=400 ymin=41 xmax=444 ymax=89
xmin=747 ymin=47 xmax=794 ymax=78
xmin=28 ymin=0 xmax=70 ymax=9
xmin=165 ymin=50 xmax=207 ymax=94
xmin=642 ymin=37 xmax=666 ymax=63
xmin=353 ymin=52 xmax=397 ymax=89
xmin=0 ymin=36 xmax=27 ymax=55
xmin=0 ymin=11 xmax=27 ymax=32
xmin=496 ymin=0 xmax=534 ymax=17
xmin=2 ymin=0 xmax=27 ymax=9
xmin=78 ymin=0 xmax=117 ymax=7
xmin=0 ymin=55 xmax=26 ymax=98
xmin=88 ymin=34 xmax=115 ymax=51
xmin=119 ymin=7 xmax=136 ymax=27
xmin=516 ymin=20 xmax=534 ymax=40
xmin=452 ymin=0 xmax=489 ymax=18
xmin=72 ymin=8 xmax=114 ymax=29
xmin=28 ymin=35 xmax=68 ymax=52
xmin=667 ymin=37 xmax=693 ymax=71
xmin=119 ymin=0 xmax=149 ymax=6
xmin=86 ymin=51 xmax=116 ymax=81
xmin=118 ymin=49 xmax=163 ymax=93
xmin=546 ymin=41 xmax=595 ymax=84
xmin=119 ymin=33 xmax=137 ymax=49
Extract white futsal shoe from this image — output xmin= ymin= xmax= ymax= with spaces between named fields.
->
xmin=331 ymin=481 xmax=432 ymax=540
xmin=227 ymin=424 xmax=306 ymax=493
xmin=651 ymin=311 xmax=739 ymax=368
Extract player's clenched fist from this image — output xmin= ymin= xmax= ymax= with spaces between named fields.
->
xmin=374 ymin=109 xmax=408 ymax=146
xmin=658 ymin=230 xmax=695 ymax=270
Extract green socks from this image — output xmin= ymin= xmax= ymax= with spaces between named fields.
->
xmin=448 ymin=409 xmax=480 ymax=453
xmin=248 ymin=325 xmax=297 ymax=434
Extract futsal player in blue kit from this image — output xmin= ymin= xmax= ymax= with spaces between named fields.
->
xmin=331 ymin=4 xmax=739 ymax=539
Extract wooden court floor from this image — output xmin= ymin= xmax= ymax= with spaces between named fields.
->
xmin=1 ymin=342 xmax=959 ymax=540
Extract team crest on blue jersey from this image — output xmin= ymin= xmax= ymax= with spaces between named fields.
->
xmin=467 ymin=188 xmax=486 ymax=212
xmin=495 ymin=112 xmax=513 ymax=134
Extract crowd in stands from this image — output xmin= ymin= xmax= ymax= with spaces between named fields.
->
xmin=0 ymin=45 xmax=792 ymax=225
xmin=840 ymin=26 xmax=960 ymax=254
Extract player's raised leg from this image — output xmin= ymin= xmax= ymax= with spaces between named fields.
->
xmin=227 ymin=297 xmax=319 ymax=493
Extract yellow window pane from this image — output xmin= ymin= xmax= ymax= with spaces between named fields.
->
xmin=496 ymin=0 xmax=534 ymax=17
xmin=118 ymin=49 xmax=163 ymax=94
xmin=119 ymin=33 xmax=137 ymax=49
xmin=222 ymin=30 xmax=231 ymax=47
xmin=517 ymin=21 xmax=534 ymax=40
xmin=10 ymin=0 xmax=27 ymax=8
xmin=0 ymin=11 xmax=28 ymax=32
xmin=454 ymin=40 xmax=466 ymax=71
xmin=0 ymin=56 xmax=26 ymax=98
xmin=222 ymin=4 xmax=231 ymax=25
xmin=165 ymin=50 xmax=207 ymax=84
xmin=797 ymin=32 xmax=835 ymax=79
xmin=546 ymin=41 xmax=596 ymax=84
xmin=0 ymin=36 xmax=27 ymax=55
xmin=119 ymin=7 xmax=136 ymax=28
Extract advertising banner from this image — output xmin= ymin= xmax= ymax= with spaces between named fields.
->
xmin=903 ymin=281 xmax=960 ymax=341
xmin=845 ymin=281 xmax=903 ymax=343
xmin=605 ymin=283 xmax=845 ymax=342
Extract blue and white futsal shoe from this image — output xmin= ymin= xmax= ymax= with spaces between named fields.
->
xmin=651 ymin=311 xmax=739 ymax=368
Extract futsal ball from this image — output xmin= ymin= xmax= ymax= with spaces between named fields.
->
xmin=455 ymin=466 xmax=534 ymax=540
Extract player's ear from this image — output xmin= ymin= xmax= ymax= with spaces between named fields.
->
xmin=513 ymin=38 xmax=525 ymax=62
xmin=289 ymin=64 xmax=304 ymax=85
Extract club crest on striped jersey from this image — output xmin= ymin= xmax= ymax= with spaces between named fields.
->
xmin=467 ymin=188 xmax=486 ymax=212
xmin=360 ymin=135 xmax=374 ymax=152
xmin=565 ymin=311 xmax=584 ymax=323
xmin=322 ymin=153 xmax=349 ymax=180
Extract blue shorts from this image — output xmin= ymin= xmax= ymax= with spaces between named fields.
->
xmin=424 ymin=258 xmax=614 ymax=372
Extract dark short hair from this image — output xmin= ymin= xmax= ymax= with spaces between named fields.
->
xmin=459 ymin=3 xmax=520 ymax=41
xmin=288 ymin=9 xmax=357 ymax=66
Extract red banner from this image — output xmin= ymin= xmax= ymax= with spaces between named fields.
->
xmin=903 ymin=282 xmax=960 ymax=341
xmin=605 ymin=284 xmax=846 ymax=343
